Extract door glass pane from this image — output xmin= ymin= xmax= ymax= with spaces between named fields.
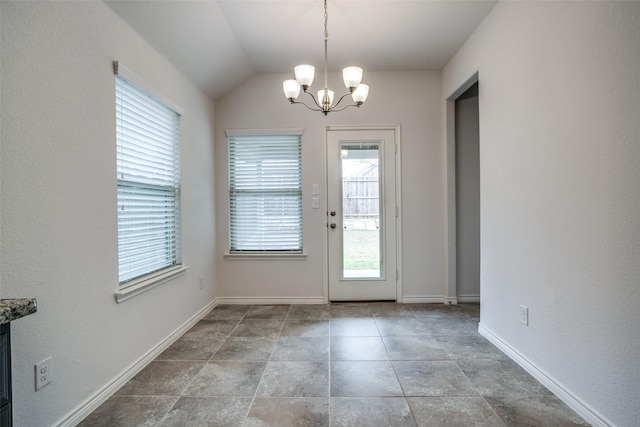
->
xmin=341 ymin=143 xmax=381 ymax=278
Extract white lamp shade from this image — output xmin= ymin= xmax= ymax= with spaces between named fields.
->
xmin=343 ymin=66 xmax=363 ymax=89
xmin=283 ymin=80 xmax=301 ymax=100
xmin=352 ymin=84 xmax=369 ymax=104
xmin=318 ymin=89 xmax=334 ymax=107
xmin=295 ymin=65 xmax=315 ymax=87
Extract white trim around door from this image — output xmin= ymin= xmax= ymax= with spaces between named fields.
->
xmin=322 ymin=125 xmax=403 ymax=303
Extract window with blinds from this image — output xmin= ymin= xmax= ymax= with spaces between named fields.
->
xmin=115 ymin=72 xmax=182 ymax=285
xmin=228 ymin=133 xmax=303 ymax=252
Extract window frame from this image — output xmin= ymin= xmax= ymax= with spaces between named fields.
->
xmin=113 ymin=62 xmax=188 ymax=302
xmin=225 ymin=129 xmax=305 ymax=260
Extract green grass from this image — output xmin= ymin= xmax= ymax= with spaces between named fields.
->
xmin=343 ymin=229 xmax=380 ymax=270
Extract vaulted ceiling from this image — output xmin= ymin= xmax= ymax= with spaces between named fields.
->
xmin=105 ymin=0 xmax=497 ymax=101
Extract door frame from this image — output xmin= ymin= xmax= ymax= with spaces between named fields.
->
xmin=322 ymin=125 xmax=403 ymax=303
xmin=445 ymin=72 xmax=480 ymax=304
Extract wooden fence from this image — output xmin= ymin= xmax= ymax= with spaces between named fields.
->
xmin=342 ymin=177 xmax=379 ymax=218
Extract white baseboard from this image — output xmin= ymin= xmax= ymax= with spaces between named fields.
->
xmin=217 ymin=297 xmax=326 ymax=305
xmin=402 ymin=296 xmax=458 ymax=305
xmin=444 ymin=296 xmax=459 ymax=305
xmin=478 ymin=324 xmax=614 ymax=427
xmin=55 ymin=298 xmax=219 ymax=427
xmin=457 ymin=294 xmax=480 ymax=303
xmin=216 ymin=296 xmax=475 ymax=305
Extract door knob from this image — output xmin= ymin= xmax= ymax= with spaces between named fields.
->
xmin=330 ymin=223 xmax=337 ymax=229
xmin=330 ymin=210 xmax=336 ymax=216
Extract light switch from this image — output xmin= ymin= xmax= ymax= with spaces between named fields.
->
xmin=312 ymin=184 xmax=319 ymax=195
xmin=312 ymin=197 xmax=319 ymax=209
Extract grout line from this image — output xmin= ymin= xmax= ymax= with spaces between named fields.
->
xmin=481 ymin=395 xmax=509 ymax=427
xmin=239 ymin=305 xmax=290 ymax=425
xmin=151 ymin=395 xmax=181 ymax=427
xmin=156 ymin=309 xmax=250 ymax=425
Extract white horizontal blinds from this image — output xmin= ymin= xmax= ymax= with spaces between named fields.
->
xmin=116 ymin=73 xmax=181 ymax=284
xmin=229 ymin=134 xmax=303 ymax=251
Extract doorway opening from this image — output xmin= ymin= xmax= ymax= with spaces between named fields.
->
xmin=455 ymin=82 xmax=480 ymax=302
xmin=446 ymin=74 xmax=480 ymax=305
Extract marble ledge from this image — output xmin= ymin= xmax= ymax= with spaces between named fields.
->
xmin=0 ymin=298 xmax=37 ymax=325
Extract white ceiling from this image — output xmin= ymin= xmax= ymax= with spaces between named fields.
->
xmin=105 ymin=0 xmax=497 ymax=101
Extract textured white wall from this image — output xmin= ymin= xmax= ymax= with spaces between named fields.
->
xmin=1 ymin=2 xmax=217 ymax=425
xmin=443 ymin=2 xmax=640 ymax=426
xmin=215 ymin=71 xmax=446 ymax=301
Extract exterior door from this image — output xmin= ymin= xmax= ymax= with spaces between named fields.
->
xmin=326 ymin=128 xmax=398 ymax=301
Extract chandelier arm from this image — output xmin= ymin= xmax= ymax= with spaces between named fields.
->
xmin=330 ymin=92 xmax=354 ymax=109
xmin=290 ymin=99 xmax=323 ymax=113
xmin=329 ymin=102 xmax=361 ymax=113
xmin=304 ymin=90 xmax=324 ymax=110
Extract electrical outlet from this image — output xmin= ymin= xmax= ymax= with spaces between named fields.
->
xmin=35 ymin=357 xmax=52 ymax=390
xmin=520 ymin=305 xmax=529 ymax=326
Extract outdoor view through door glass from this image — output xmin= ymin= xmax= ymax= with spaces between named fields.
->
xmin=341 ymin=143 xmax=382 ymax=278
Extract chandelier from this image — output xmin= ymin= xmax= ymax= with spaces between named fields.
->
xmin=282 ymin=0 xmax=369 ymax=115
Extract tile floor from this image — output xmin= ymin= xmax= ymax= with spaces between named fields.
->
xmin=79 ymin=303 xmax=590 ymax=426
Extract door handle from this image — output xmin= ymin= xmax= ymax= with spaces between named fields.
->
xmin=330 ymin=223 xmax=337 ymax=229
xmin=330 ymin=210 xmax=336 ymax=216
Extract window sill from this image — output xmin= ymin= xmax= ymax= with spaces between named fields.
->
xmin=115 ymin=265 xmax=189 ymax=303
xmin=224 ymin=252 xmax=307 ymax=261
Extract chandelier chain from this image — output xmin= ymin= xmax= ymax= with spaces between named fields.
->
xmin=324 ymin=0 xmax=328 ymax=40
xmin=323 ymin=0 xmax=329 ymax=89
